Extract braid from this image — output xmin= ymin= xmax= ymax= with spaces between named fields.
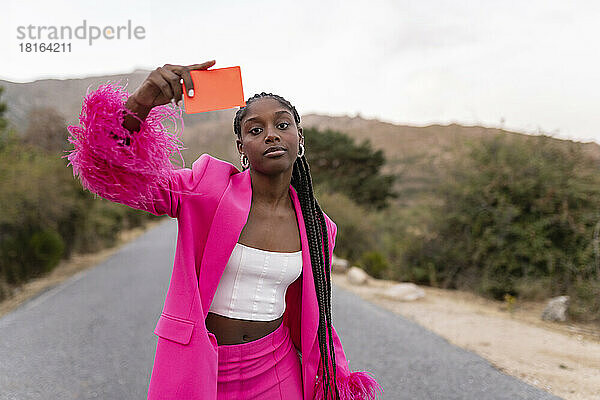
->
xmin=234 ymin=93 xmax=340 ymax=399
xmin=299 ymin=155 xmax=340 ymax=399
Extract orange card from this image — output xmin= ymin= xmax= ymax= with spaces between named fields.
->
xmin=182 ymin=66 xmax=246 ymax=113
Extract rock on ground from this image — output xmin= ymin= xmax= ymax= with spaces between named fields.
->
xmin=346 ymin=266 xmax=370 ymax=285
xmin=382 ymin=282 xmax=426 ymax=301
xmin=541 ymin=295 xmax=570 ymax=322
xmin=332 ymin=255 xmax=349 ymax=274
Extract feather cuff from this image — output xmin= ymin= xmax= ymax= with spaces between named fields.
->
xmin=314 ymin=369 xmax=384 ymax=399
xmin=63 ymin=81 xmax=185 ymax=209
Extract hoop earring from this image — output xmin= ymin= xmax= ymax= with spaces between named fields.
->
xmin=297 ymin=143 xmax=305 ymax=158
xmin=240 ymin=153 xmax=249 ymax=170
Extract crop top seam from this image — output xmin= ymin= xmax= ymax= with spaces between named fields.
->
xmin=235 ymin=242 xmax=302 ymax=254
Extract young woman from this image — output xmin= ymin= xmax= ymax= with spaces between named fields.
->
xmin=65 ymin=60 xmax=383 ymax=400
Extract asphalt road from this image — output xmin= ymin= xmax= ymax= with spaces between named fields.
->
xmin=0 ymin=218 xmax=562 ymax=399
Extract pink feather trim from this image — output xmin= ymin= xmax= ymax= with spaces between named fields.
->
xmin=314 ymin=369 xmax=384 ymax=399
xmin=63 ymin=81 xmax=186 ymax=209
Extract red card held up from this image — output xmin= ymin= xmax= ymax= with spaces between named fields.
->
xmin=182 ymin=66 xmax=246 ymax=113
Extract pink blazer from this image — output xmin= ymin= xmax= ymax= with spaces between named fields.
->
xmin=139 ymin=153 xmax=353 ymax=399
xmin=65 ymin=82 xmax=383 ymax=400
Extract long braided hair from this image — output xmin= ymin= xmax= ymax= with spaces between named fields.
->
xmin=234 ymin=92 xmax=340 ymax=399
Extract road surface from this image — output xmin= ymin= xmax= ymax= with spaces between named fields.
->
xmin=0 ymin=219 xmax=562 ymax=399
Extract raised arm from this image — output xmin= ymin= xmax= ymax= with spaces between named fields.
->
xmin=63 ymin=61 xmax=216 ymax=218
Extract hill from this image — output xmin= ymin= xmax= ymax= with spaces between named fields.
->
xmin=3 ymin=70 xmax=599 ymax=207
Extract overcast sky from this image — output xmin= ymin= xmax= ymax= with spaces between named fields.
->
xmin=2 ymin=0 xmax=599 ymax=143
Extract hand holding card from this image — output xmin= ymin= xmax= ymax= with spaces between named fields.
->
xmin=182 ymin=66 xmax=246 ymax=113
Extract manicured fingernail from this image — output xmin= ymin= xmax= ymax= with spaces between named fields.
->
xmin=180 ymin=78 xmax=184 ymax=84
xmin=177 ymin=99 xmax=182 ymax=106
xmin=188 ymin=89 xmax=194 ymax=97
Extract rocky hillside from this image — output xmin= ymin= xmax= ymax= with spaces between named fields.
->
xmin=3 ymin=70 xmax=599 ymax=207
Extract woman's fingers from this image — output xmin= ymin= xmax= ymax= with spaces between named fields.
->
xmin=180 ymin=60 xmax=216 ymax=97
xmin=186 ymin=60 xmax=216 ymax=70
xmin=178 ymin=67 xmax=196 ymax=98
xmin=158 ymin=65 xmax=183 ymax=104
xmin=148 ymin=67 xmax=174 ymax=105
xmin=135 ymin=60 xmax=216 ymax=108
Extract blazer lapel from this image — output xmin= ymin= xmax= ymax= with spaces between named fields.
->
xmin=198 ymin=169 xmax=252 ymax=320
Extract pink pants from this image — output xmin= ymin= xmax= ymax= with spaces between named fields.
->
xmin=217 ymin=321 xmax=304 ymax=400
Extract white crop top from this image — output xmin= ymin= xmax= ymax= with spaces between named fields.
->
xmin=208 ymin=242 xmax=303 ymax=321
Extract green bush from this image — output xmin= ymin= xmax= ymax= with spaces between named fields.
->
xmin=305 ymin=127 xmax=397 ymax=210
xmin=0 ymin=127 xmax=157 ymax=288
xmin=401 ymin=133 xmax=600 ymax=321
xmin=28 ymin=229 xmax=65 ymax=276
xmin=568 ymin=279 xmax=600 ymax=322
xmin=315 ymin=186 xmax=381 ymax=266
xmin=0 ymin=226 xmax=64 ymax=283
xmin=357 ymin=251 xmax=389 ymax=279
xmin=0 ymin=88 xmax=162 ymax=297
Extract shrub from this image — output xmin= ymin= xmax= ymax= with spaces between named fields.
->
xmin=0 ymin=129 xmax=156 ymax=287
xmin=357 ymin=251 xmax=389 ymax=279
xmin=402 ymin=133 xmax=600 ymax=321
xmin=314 ymin=186 xmax=381 ymax=266
xmin=28 ymin=229 xmax=65 ymax=276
